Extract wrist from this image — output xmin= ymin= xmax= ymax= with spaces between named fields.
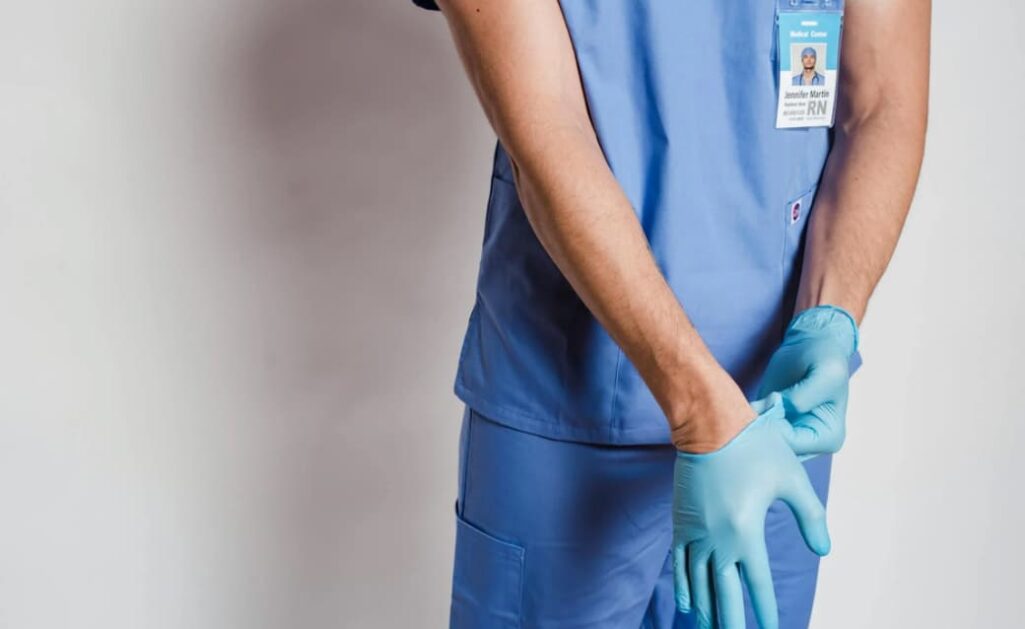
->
xmin=789 ymin=304 xmax=860 ymax=356
xmin=795 ymin=291 xmax=865 ymax=325
xmin=666 ymin=365 xmax=756 ymax=453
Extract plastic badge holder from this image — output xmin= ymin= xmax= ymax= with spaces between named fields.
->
xmin=775 ymin=0 xmax=845 ymax=128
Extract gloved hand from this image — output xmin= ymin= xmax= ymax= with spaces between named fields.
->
xmin=758 ymin=305 xmax=859 ymax=458
xmin=672 ymin=393 xmax=831 ymax=629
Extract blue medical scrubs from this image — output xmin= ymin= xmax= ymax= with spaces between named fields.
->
xmin=792 ymin=72 xmax=827 ymax=86
xmin=413 ymin=1 xmax=857 ymax=626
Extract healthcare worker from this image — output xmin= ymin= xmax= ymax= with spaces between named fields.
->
xmin=411 ymin=1 xmax=930 ymax=627
xmin=792 ymin=47 xmax=827 ymax=86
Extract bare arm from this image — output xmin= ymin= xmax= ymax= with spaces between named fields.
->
xmin=436 ymin=0 xmax=753 ymax=452
xmin=796 ymin=0 xmax=931 ymax=322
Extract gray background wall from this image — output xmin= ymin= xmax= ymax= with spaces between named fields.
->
xmin=0 ymin=1 xmax=1021 ymax=627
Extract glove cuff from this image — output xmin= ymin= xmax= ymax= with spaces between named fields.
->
xmin=788 ymin=304 xmax=859 ymax=356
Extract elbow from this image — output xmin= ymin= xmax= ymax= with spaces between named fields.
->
xmin=499 ymin=120 xmax=598 ymax=197
xmin=838 ymin=90 xmax=929 ymax=149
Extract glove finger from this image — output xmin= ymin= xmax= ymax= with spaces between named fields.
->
xmin=688 ymin=547 xmax=714 ymax=629
xmin=740 ymin=542 xmax=779 ymax=629
xmin=673 ymin=543 xmax=691 ymax=613
xmin=780 ymin=360 xmax=845 ymax=415
xmin=787 ymin=399 xmax=847 ymax=455
xmin=780 ymin=468 xmax=831 ymax=556
xmin=713 ymin=561 xmax=745 ymax=629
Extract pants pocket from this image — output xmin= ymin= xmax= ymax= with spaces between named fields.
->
xmin=450 ymin=503 xmax=526 ymax=629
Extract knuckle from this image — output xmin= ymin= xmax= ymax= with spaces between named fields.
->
xmin=806 ymin=504 xmax=826 ymax=523
xmin=713 ymin=556 xmax=736 ymax=576
xmin=820 ymin=358 xmax=850 ymax=382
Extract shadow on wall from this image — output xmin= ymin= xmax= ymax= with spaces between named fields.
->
xmin=223 ymin=0 xmax=480 ymax=625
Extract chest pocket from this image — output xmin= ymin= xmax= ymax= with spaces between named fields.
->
xmin=784 ymin=183 xmax=817 ymax=255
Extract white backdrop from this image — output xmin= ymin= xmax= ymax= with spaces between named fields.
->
xmin=1 ymin=1 xmax=1022 ymax=627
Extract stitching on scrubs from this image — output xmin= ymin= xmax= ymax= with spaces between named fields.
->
xmin=451 ymin=145 xmax=502 ymax=401
xmin=778 ymin=193 xmax=794 ymax=339
xmin=777 ymin=185 xmax=812 ymax=341
xmin=454 ymin=384 xmax=672 ymax=444
xmin=459 ymin=409 xmax=474 ymax=519
xmin=607 ymin=348 xmax=624 ymax=442
xmin=516 ymin=545 xmax=525 ymax=629
xmin=482 ymin=141 xmax=504 ymax=246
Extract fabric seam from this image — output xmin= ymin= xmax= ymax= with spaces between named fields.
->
xmin=456 ymin=382 xmax=671 ymax=445
xmin=459 ymin=409 xmax=473 ymax=519
xmin=608 ymin=349 xmax=625 ymax=442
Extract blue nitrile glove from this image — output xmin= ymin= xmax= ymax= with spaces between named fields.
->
xmin=672 ymin=393 xmax=830 ymax=629
xmin=758 ymin=305 xmax=859 ymax=458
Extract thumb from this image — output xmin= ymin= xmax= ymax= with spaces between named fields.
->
xmin=786 ymin=399 xmax=846 ymax=456
xmin=787 ymin=425 xmax=826 ymax=457
xmin=780 ymin=468 xmax=831 ymax=556
xmin=780 ymin=360 xmax=845 ymax=415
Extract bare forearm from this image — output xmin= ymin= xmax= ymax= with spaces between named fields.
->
xmin=511 ymin=124 xmax=723 ymax=436
xmin=796 ymin=0 xmax=931 ymax=324
xmin=796 ymin=112 xmax=926 ymax=323
xmin=438 ymin=0 xmax=752 ymax=450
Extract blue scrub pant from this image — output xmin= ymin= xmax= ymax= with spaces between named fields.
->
xmin=449 ymin=406 xmax=833 ymax=628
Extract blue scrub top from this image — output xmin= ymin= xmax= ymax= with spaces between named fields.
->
xmin=792 ymin=72 xmax=827 ymax=86
xmin=414 ymin=1 xmax=840 ymax=445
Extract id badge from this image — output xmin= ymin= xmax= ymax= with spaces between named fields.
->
xmin=775 ymin=0 xmax=845 ymax=128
